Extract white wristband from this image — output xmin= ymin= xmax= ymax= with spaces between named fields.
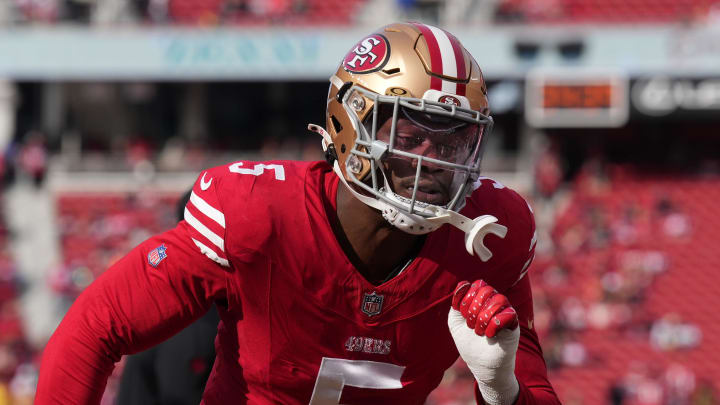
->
xmin=448 ymin=308 xmax=520 ymax=405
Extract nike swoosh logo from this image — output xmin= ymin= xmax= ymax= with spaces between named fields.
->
xmin=200 ymin=172 xmax=213 ymax=191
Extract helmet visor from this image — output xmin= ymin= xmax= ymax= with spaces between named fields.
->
xmin=394 ymin=106 xmax=483 ymax=166
xmin=362 ymin=103 xmax=487 ymax=207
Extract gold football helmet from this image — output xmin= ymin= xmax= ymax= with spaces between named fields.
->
xmin=310 ymin=22 xmax=505 ymax=259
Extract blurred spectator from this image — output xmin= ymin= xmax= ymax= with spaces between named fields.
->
xmin=587 ymin=301 xmax=631 ymax=330
xmin=707 ymin=3 xmax=720 ymax=25
xmin=575 ymin=154 xmax=610 ymax=196
xmin=63 ymin=0 xmax=93 ymax=23
xmin=18 ymin=132 xmax=47 ymax=187
xmin=144 ymin=0 xmax=170 ymax=23
xmin=559 ymin=337 xmax=587 ymax=367
xmin=608 ymin=380 xmax=626 ymax=405
xmin=558 ymin=297 xmax=587 ymax=331
xmin=663 ymin=363 xmax=696 ymax=405
xmin=0 ymin=154 xmax=4 ymax=189
xmin=495 ymin=0 xmax=564 ymax=23
xmin=124 ymin=137 xmax=153 ymax=169
xmin=535 ymin=143 xmax=563 ymax=198
xmin=661 ymin=211 xmax=691 ymax=239
xmin=92 ymin=0 xmax=142 ymax=25
xmin=0 ymin=1 xmax=12 ymax=23
xmin=14 ymin=0 xmax=60 ymax=22
xmin=218 ymin=0 xmax=247 ymax=22
xmin=691 ymin=379 xmax=718 ymax=405
xmin=649 ymin=313 xmax=702 ymax=351
xmin=654 ymin=195 xmax=692 ymax=240
xmin=612 ymin=202 xmax=650 ymax=246
xmin=8 ymin=362 xmax=37 ymax=405
xmin=0 ymin=81 xmax=16 ymax=155
xmin=168 ymin=0 xmax=222 ymax=25
xmin=607 ymin=362 xmax=712 ymax=405
xmin=622 ymin=362 xmax=664 ymax=405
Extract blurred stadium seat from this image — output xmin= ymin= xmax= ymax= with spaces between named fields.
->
xmin=496 ymin=0 xmax=720 ymax=23
xmin=52 ymin=192 xmax=181 ymax=297
xmin=530 ymin=168 xmax=720 ymax=404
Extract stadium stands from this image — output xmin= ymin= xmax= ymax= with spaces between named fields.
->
xmin=53 ymin=192 xmax=181 ymax=297
xmin=0 ymin=196 xmax=35 ymax=403
xmin=5 ymin=0 xmax=370 ymax=25
xmin=534 ymin=167 xmax=720 ymax=404
xmin=7 ymin=0 xmax=720 ymax=27
xmin=169 ymin=0 xmax=369 ymax=25
xmin=496 ymin=0 xmax=720 ymax=23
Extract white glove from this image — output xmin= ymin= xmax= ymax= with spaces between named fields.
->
xmin=448 ymin=280 xmax=521 ymax=405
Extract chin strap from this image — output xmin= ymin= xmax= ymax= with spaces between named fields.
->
xmin=308 ymin=123 xmax=508 ymax=261
xmin=309 ymin=123 xmax=333 ymax=153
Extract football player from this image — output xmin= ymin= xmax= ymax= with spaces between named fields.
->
xmin=36 ymin=22 xmax=560 ymax=404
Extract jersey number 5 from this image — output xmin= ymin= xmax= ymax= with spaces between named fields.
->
xmin=309 ymin=358 xmax=405 ymax=404
xmin=229 ymin=162 xmax=285 ymax=181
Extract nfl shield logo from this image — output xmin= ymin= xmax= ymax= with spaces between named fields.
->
xmin=148 ymin=244 xmax=168 ymax=268
xmin=361 ymin=291 xmax=384 ymax=317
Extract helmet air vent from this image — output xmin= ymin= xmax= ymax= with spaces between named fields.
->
xmin=336 ymin=81 xmax=353 ymax=103
xmin=331 ymin=115 xmax=343 ymax=133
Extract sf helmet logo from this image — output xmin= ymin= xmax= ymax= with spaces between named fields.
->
xmin=439 ymin=95 xmax=461 ymax=106
xmin=343 ymin=34 xmax=390 ymax=74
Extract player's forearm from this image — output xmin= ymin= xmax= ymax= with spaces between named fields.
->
xmin=510 ymin=330 xmax=560 ymax=405
xmin=36 ymin=230 xmax=222 ymax=404
xmin=35 ymin=293 xmax=118 ymax=404
xmin=474 ymin=379 xmax=560 ymax=405
xmin=513 ymin=380 xmax=561 ymax=405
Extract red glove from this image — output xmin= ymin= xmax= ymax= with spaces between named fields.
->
xmin=452 ymin=280 xmax=519 ymax=338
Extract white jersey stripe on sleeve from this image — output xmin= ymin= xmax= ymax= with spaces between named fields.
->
xmin=512 ymin=254 xmax=535 ymax=286
xmin=530 ymin=230 xmax=538 ymax=251
xmin=184 ymin=207 xmax=225 ymax=252
xmin=189 ymin=191 xmax=226 ymax=228
xmin=192 ymin=238 xmax=230 ymax=267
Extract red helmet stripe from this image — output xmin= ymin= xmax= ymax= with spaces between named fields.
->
xmin=448 ymin=34 xmax=467 ymax=96
xmin=411 ymin=22 xmax=443 ymax=91
xmin=426 ymin=25 xmax=460 ymax=95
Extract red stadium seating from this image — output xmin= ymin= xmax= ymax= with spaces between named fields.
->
xmin=54 ymin=192 xmax=181 ymax=296
xmin=0 ymin=197 xmax=31 ymax=387
xmin=168 ymin=0 xmax=368 ymax=26
xmin=497 ymin=0 xmax=720 ymax=23
xmin=537 ymin=169 xmax=720 ymax=404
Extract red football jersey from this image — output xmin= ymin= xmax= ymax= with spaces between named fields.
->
xmin=36 ymin=160 xmax=558 ymax=405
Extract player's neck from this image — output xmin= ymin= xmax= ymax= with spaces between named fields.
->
xmin=334 ymin=184 xmax=424 ymax=285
